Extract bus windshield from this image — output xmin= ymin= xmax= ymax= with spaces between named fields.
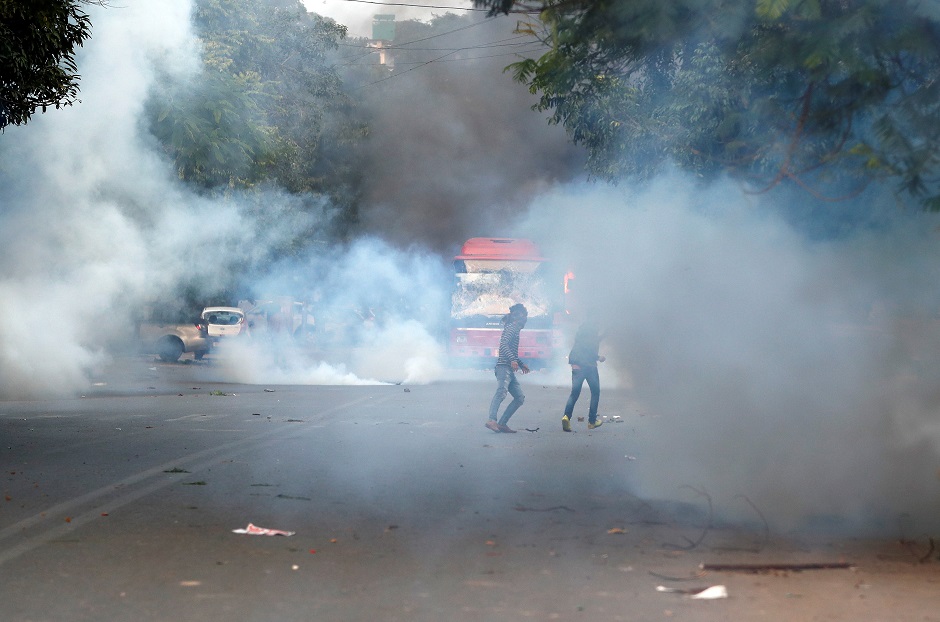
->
xmin=451 ymin=262 xmax=551 ymax=319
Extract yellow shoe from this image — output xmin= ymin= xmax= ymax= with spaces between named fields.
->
xmin=561 ymin=416 xmax=571 ymax=432
xmin=588 ymin=420 xmax=603 ymax=430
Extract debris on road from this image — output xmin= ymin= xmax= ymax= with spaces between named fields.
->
xmin=524 ymin=427 xmax=539 ymax=432
xmin=656 ymin=585 xmax=728 ymax=599
xmin=607 ymin=527 xmax=627 ymax=534
xmin=691 ymin=585 xmax=729 ymax=599
xmin=700 ymin=562 xmax=853 ymax=572
xmin=514 ymin=505 xmax=576 ymax=513
xmin=232 ymin=523 xmax=295 ymax=536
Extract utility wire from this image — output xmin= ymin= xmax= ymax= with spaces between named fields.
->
xmin=326 ymin=0 xmax=489 ymax=10
xmin=333 ymin=15 xmax=497 ymax=64
xmin=353 ymin=49 xmax=462 ymax=89
xmin=335 ymin=13 xmax=504 ymax=65
xmin=336 ymin=34 xmax=533 ymax=51
xmin=350 ymin=41 xmax=545 ymax=87
xmin=386 ymin=46 xmax=546 ymax=64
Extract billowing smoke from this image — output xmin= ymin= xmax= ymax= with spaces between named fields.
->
xmin=0 ymin=1 xmax=456 ymax=397
xmin=517 ymin=177 xmax=940 ymax=534
xmin=4 ymin=0 xmax=939 ymax=538
xmin=350 ymin=12 xmax=585 ymax=252
xmin=0 ymin=1 xmax=205 ymax=398
xmin=213 ymin=237 xmax=452 ymax=385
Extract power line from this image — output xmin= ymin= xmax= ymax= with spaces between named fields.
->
xmin=387 ymin=14 xmax=498 ymax=45
xmin=349 ymin=40 xmax=546 ymax=88
xmin=354 ymin=49 xmax=461 ymax=88
xmin=385 ymin=46 xmax=546 ymax=64
xmin=334 ymin=16 xmax=506 ymax=65
xmin=326 ymin=0 xmax=488 ymax=10
xmin=337 ymin=34 xmax=534 ymax=51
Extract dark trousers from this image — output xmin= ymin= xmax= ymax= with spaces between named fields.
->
xmin=564 ymin=365 xmax=600 ymax=423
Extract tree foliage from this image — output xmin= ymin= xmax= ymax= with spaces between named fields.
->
xmin=0 ymin=0 xmax=92 ymax=128
xmin=147 ymin=0 xmax=367 ymax=223
xmin=476 ymin=0 xmax=940 ymax=208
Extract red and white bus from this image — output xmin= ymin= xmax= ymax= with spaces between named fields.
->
xmin=448 ymin=237 xmax=571 ymax=368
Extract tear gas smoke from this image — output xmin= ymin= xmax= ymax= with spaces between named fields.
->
xmin=3 ymin=0 xmax=937 ymax=540
xmin=215 ymin=238 xmax=452 ymax=385
xmin=0 ymin=1 xmax=454 ymax=397
xmin=519 ymin=177 xmax=940 ymax=534
xmin=352 ymin=12 xmax=585 ymax=253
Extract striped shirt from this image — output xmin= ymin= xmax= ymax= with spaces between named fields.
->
xmin=495 ymin=318 xmax=524 ymax=367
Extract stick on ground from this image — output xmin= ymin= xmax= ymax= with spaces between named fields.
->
xmin=700 ymin=562 xmax=853 ymax=572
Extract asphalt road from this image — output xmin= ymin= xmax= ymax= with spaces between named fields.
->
xmin=1 ymin=355 xmax=938 ymax=621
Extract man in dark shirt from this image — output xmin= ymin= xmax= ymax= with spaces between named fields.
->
xmin=562 ymin=319 xmax=605 ymax=431
xmin=486 ymin=303 xmax=530 ymax=433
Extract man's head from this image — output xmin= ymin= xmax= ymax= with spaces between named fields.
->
xmin=509 ymin=303 xmax=528 ymax=325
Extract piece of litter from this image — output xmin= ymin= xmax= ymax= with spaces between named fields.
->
xmin=625 ymin=455 xmax=637 ymax=460
xmin=232 ymin=523 xmax=295 ymax=536
xmin=656 ymin=585 xmax=728 ymax=599
xmin=607 ymin=527 xmax=627 ymax=534
xmin=692 ymin=585 xmax=728 ymax=599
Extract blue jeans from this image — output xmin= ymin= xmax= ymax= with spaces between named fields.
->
xmin=564 ymin=365 xmax=600 ymax=423
xmin=489 ymin=364 xmax=525 ymax=425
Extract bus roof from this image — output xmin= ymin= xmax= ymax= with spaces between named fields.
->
xmin=455 ymin=238 xmax=545 ymax=262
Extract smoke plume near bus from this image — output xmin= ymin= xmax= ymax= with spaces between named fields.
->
xmin=515 ymin=179 xmax=940 ymax=533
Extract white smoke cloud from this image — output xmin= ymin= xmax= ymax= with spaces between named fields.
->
xmin=0 ymin=1 xmax=454 ymax=397
xmin=515 ymin=175 xmax=940 ymax=533
xmin=0 ymin=1 xmax=204 ymax=398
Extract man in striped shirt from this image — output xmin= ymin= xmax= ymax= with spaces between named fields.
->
xmin=486 ymin=303 xmax=530 ymax=433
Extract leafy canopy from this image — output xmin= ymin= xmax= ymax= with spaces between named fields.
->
xmin=476 ymin=0 xmax=940 ymax=208
xmin=0 ymin=0 xmax=92 ymax=128
xmin=148 ymin=0 xmax=365 ymax=210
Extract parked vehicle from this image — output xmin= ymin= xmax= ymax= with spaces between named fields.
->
xmin=239 ymin=298 xmax=315 ymax=341
xmin=137 ymin=319 xmax=210 ymax=362
xmin=201 ymin=306 xmax=247 ymax=342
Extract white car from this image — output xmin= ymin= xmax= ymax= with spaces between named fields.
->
xmin=201 ymin=307 xmax=246 ymax=341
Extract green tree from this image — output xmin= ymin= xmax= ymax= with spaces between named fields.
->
xmin=476 ymin=0 xmax=940 ymax=208
xmin=148 ymin=0 xmax=367 ymax=218
xmin=0 ymin=0 xmax=93 ymax=128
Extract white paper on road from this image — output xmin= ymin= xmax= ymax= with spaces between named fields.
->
xmin=232 ymin=523 xmax=296 ymax=536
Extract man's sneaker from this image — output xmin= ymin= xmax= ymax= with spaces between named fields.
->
xmin=588 ymin=420 xmax=603 ymax=430
xmin=561 ymin=416 xmax=571 ymax=432
xmin=497 ymin=423 xmax=517 ymax=433
xmin=485 ymin=420 xmax=500 ymax=432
